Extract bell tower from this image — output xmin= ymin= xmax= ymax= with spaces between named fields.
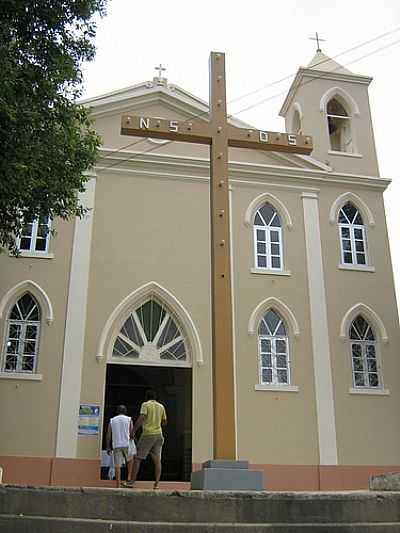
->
xmin=280 ymin=50 xmax=380 ymax=176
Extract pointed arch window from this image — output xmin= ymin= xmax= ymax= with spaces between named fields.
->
xmin=292 ymin=109 xmax=302 ymax=134
xmin=112 ymin=298 xmax=188 ymax=365
xmin=338 ymin=202 xmax=368 ymax=266
xmin=258 ymin=309 xmax=290 ymax=385
xmin=2 ymin=293 xmax=41 ymax=373
xmin=350 ymin=315 xmax=381 ymax=388
xmin=327 ymin=98 xmax=353 ymax=153
xmin=254 ymin=203 xmax=283 ymax=270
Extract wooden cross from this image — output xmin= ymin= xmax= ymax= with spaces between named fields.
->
xmin=121 ymin=52 xmax=313 ymax=460
xmin=154 ymin=63 xmax=166 ymax=78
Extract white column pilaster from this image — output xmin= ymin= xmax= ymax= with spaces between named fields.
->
xmin=302 ymin=192 xmax=338 ymax=465
xmin=55 ymin=174 xmax=96 ymax=457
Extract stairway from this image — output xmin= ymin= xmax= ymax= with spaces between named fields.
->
xmin=1 ymin=484 xmax=399 ymax=532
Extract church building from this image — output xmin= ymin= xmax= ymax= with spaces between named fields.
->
xmin=0 ymin=50 xmax=399 ymax=490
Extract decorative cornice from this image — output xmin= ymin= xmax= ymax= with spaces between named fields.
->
xmin=96 ymin=149 xmax=391 ymax=190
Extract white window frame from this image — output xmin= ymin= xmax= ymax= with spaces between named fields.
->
xmin=16 ymin=217 xmax=51 ymax=254
xmin=258 ymin=335 xmax=290 ymax=386
xmin=350 ymin=339 xmax=382 ymax=390
xmin=2 ymin=297 xmax=41 ymax=374
xmin=326 ymin=98 xmax=354 ymax=154
xmin=253 ymin=206 xmax=283 ymax=272
xmin=339 ymin=223 xmax=368 ymax=266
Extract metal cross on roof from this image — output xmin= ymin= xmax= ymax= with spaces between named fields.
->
xmin=154 ymin=63 xmax=166 ymax=78
xmin=309 ymin=32 xmax=326 ymax=52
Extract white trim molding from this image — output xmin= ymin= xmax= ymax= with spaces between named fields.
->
xmin=320 ymin=86 xmax=360 ymax=117
xmin=340 ymin=303 xmax=389 ymax=344
xmin=55 ymin=176 xmax=96 ymax=458
xmin=96 ymin=281 xmax=204 ymax=366
xmin=302 ymin=192 xmax=338 ymax=465
xmin=0 ymin=280 xmax=54 ymax=325
xmin=329 ymin=192 xmax=375 ymax=227
xmin=248 ymin=297 xmax=300 ymax=337
xmin=250 ymin=268 xmax=291 ymax=276
xmin=244 ymin=192 xmax=293 ymax=229
xmin=349 ymin=387 xmax=390 ymax=396
xmin=0 ymin=372 xmax=43 ymax=381
xmin=255 ymin=384 xmax=299 ymax=392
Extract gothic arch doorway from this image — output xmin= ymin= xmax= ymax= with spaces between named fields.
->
xmin=102 ymin=297 xmax=193 ymax=482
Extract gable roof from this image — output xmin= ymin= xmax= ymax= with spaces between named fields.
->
xmin=82 ymin=76 xmax=329 ymax=171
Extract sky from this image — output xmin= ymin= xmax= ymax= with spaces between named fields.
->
xmin=81 ymin=0 xmax=400 ymax=309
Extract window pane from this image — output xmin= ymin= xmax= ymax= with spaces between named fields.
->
xmin=354 ymin=213 xmax=363 ymax=225
xmin=5 ymin=356 xmax=17 ymax=371
xmin=257 ymin=255 xmax=267 ymax=268
xmin=327 ymin=98 xmax=348 ymax=116
xmin=262 ymin=368 xmax=272 ymax=383
xmin=256 ymin=229 xmax=266 ymax=242
xmin=23 ymin=341 xmax=36 ymax=355
xmin=276 ymin=322 xmax=286 ymax=335
xmin=276 ymin=354 xmax=287 ymax=368
xmin=353 ymin=358 xmax=364 ymax=371
xmin=157 ymin=317 xmax=179 ymax=347
xmin=365 ymin=328 xmax=375 ymax=341
xmin=271 ymin=243 xmax=280 ymax=255
xmin=354 ymin=373 xmax=365 ymax=386
xmin=7 ymin=339 xmax=19 ymax=354
xmin=271 ymin=257 xmax=281 ymax=269
xmin=261 ymin=354 xmax=272 ymax=367
xmin=366 ymin=344 xmax=376 ymax=357
xmin=354 ymin=228 xmax=363 ymax=240
xmin=356 ymin=253 xmax=366 ymax=265
xmin=351 ymin=344 xmax=362 ymax=357
xmin=367 ymin=359 xmax=377 ymax=372
xmin=35 ymin=238 xmax=46 ymax=252
xmin=9 ymin=323 xmax=21 ymax=338
xmin=25 ymin=325 xmax=38 ymax=339
xmin=355 ymin=240 xmax=365 ymax=252
xmin=22 ymin=356 xmax=35 ymax=372
xmin=344 ymin=252 xmax=353 ymax=264
xmin=259 ymin=204 xmax=275 ymax=226
xmin=368 ymin=373 xmax=379 ymax=387
xmin=121 ymin=315 xmax=144 ymax=347
xmin=20 ymin=237 xmax=31 ymax=250
xmin=270 ymin=213 xmax=282 ymax=227
xmin=270 ymin=231 xmax=280 ymax=243
xmin=275 ymin=339 xmax=287 ymax=354
xmin=353 ymin=316 xmax=368 ymax=338
xmin=258 ymin=320 xmax=268 ymax=335
xmin=342 ymin=239 xmax=352 ymax=251
xmin=277 ymin=369 xmax=288 ymax=384
xmin=340 ymin=226 xmax=350 ymax=238
xmin=264 ymin=310 xmax=280 ymax=334
xmin=257 ymin=242 xmax=266 ymax=254
xmin=260 ymin=339 xmax=271 ymax=352
xmin=254 ymin=213 xmax=264 ymax=226
xmin=342 ymin=203 xmax=357 ymax=222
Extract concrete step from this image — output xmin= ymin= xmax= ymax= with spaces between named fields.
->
xmin=1 ymin=485 xmax=400 ymax=525
xmin=1 ymin=515 xmax=400 ymax=533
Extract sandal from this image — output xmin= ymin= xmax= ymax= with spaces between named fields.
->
xmin=122 ymin=481 xmax=134 ymax=488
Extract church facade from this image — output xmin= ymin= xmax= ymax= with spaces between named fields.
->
xmin=0 ymin=52 xmax=399 ymax=490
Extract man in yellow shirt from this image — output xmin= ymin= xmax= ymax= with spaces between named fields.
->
xmin=130 ymin=389 xmax=167 ymax=489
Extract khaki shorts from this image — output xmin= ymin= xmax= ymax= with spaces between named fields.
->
xmin=136 ymin=434 xmax=164 ymax=460
xmin=113 ymin=446 xmax=133 ymax=467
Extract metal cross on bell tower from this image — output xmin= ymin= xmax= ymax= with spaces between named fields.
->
xmin=309 ymin=32 xmax=326 ymax=52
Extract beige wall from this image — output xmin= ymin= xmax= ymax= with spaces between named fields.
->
xmin=320 ymin=186 xmax=400 ymax=464
xmin=0 ymin=218 xmax=75 ymax=456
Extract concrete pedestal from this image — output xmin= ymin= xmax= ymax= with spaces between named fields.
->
xmin=191 ymin=459 xmax=263 ymax=490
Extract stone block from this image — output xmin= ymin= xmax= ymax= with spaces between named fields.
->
xmin=369 ymin=472 xmax=400 ymax=491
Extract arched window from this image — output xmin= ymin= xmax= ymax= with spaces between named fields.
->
xmin=349 ymin=315 xmax=381 ymax=388
xmin=112 ymin=298 xmax=188 ymax=365
xmin=258 ymin=309 xmax=290 ymax=385
xmin=338 ymin=202 xmax=368 ymax=265
xmin=327 ymin=97 xmax=353 ymax=153
xmin=254 ymin=203 xmax=283 ymax=270
xmin=292 ymin=109 xmax=302 ymax=134
xmin=2 ymin=293 xmax=41 ymax=373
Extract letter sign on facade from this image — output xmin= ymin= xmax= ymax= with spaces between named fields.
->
xmin=139 ymin=117 xmax=150 ymax=129
xmin=169 ymin=120 xmax=178 ymax=132
xmin=259 ymin=131 xmax=269 ymax=143
xmin=288 ymin=134 xmax=297 ymax=145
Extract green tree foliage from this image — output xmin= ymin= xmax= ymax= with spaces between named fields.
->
xmin=0 ymin=0 xmax=107 ymax=252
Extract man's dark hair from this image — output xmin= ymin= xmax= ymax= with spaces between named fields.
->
xmin=116 ymin=404 xmax=127 ymax=415
xmin=145 ymin=389 xmax=157 ymax=401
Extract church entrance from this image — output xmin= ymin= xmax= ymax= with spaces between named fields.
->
xmin=102 ymin=363 xmax=192 ymax=481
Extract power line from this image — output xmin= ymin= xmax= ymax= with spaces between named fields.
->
xmin=96 ymin=27 xmax=400 ymax=172
xmin=96 ymin=30 xmax=400 ymax=174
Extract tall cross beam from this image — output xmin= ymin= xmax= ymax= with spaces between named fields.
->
xmin=121 ymin=52 xmax=313 ymax=460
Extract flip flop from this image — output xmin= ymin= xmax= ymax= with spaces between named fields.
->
xmin=122 ymin=481 xmax=134 ymax=488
